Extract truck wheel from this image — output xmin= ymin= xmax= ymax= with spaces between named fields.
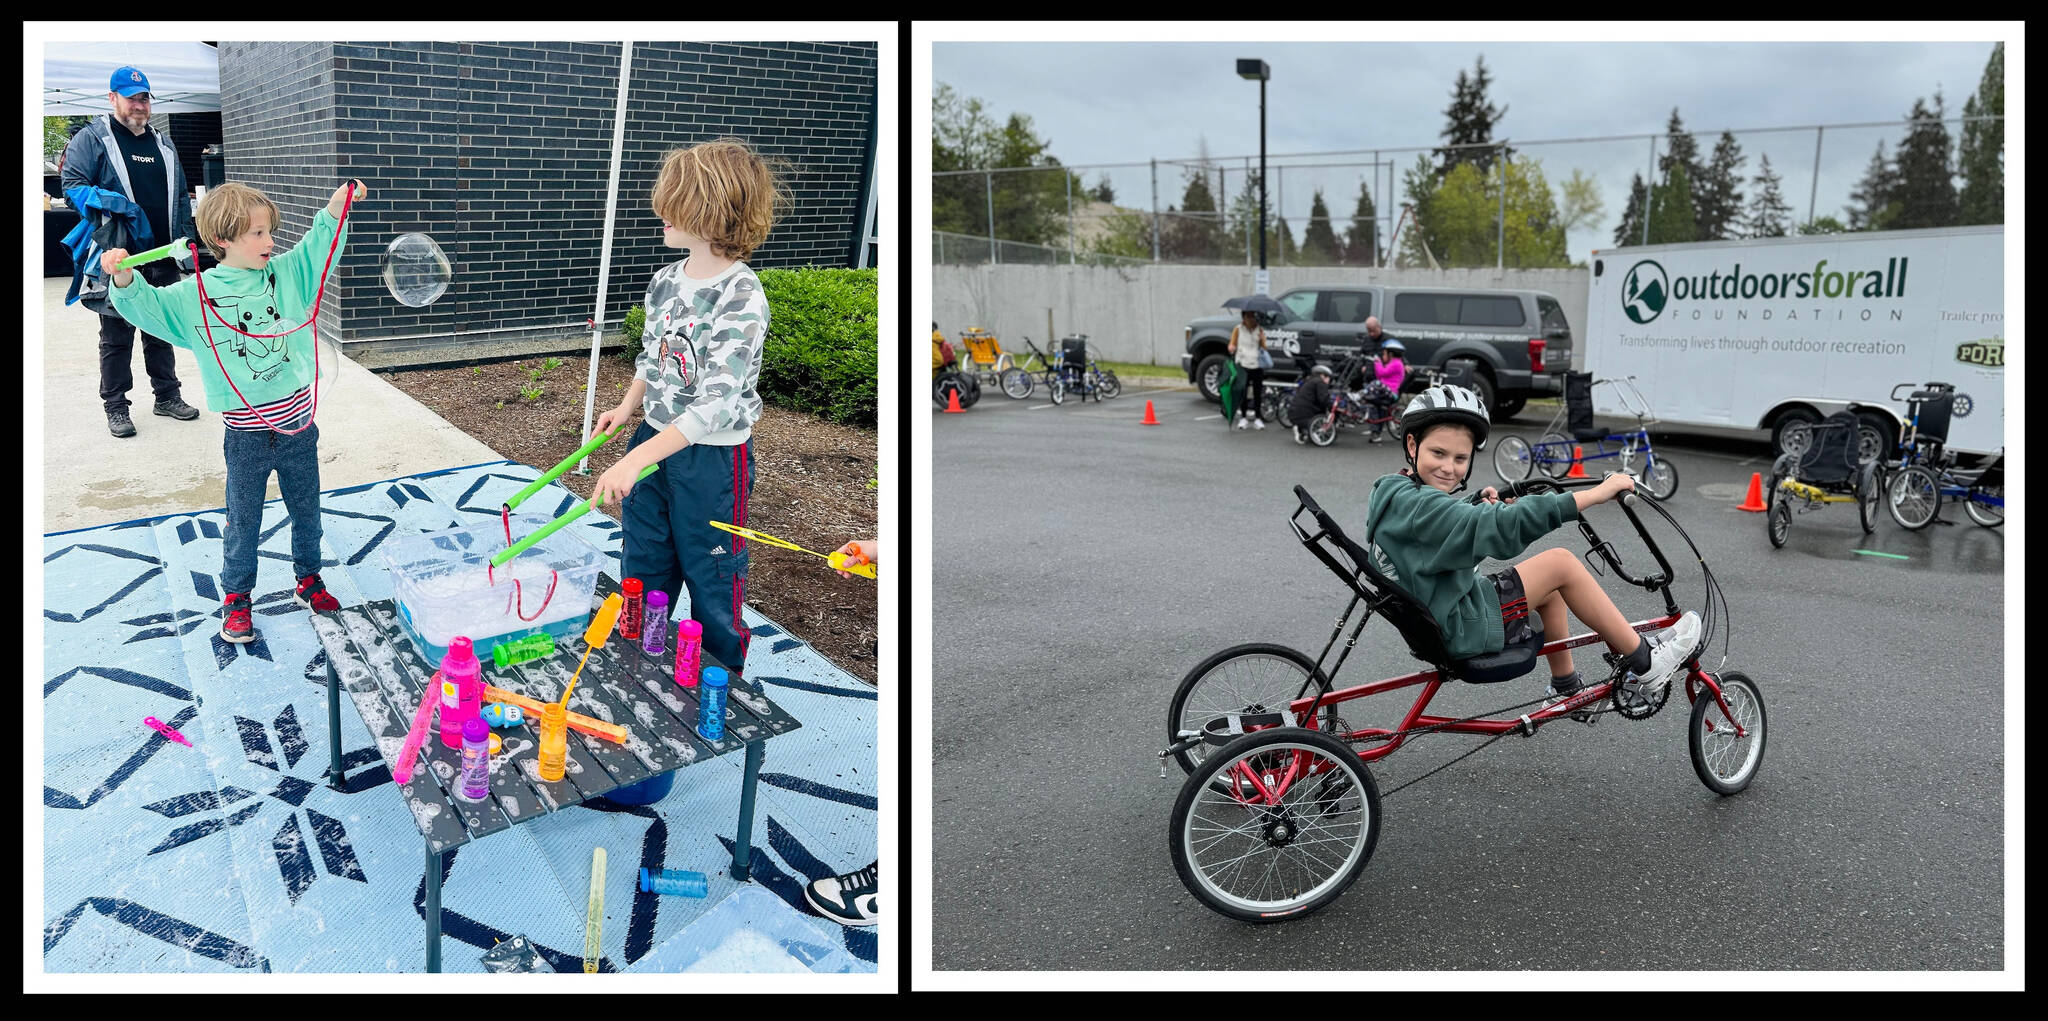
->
xmin=1446 ymin=360 xmax=1493 ymax=413
xmin=1196 ymin=354 xmax=1230 ymax=404
xmin=1494 ymin=396 xmax=1527 ymax=420
xmin=1770 ymin=408 xmax=1821 ymax=459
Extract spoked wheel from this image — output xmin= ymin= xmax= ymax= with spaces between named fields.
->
xmin=1167 ymin=643 xmax=1340 ymax=777
xmin=1100 ymin=371 xmax=1123 ymax=399
xmin=1307 ymin=416 xmax=1338 ymax=447
xmin=1643 ymin=456 xmax=1679 ymax=501
xmin=1263 ymin=389 xmax=1290 ymax=428
xmin=1965 ymin=484 xmax=2003 ymax=528
xmin=1536 ymin=432 xmax=1573 ymax=479
xmin=1001 ymin=368 xmax=1034 ymax=399
xmin=1387 ymin=417 xmax=1404 ymax=443
xmin=1492 ymin=434 xmax=1535 ymax=482
xmin=1689 ymin=671 xmax=1767 ymax=795
xmin=1858 ymin=464 xmax=1880 ymax=534
xmin=1886 ymin=464 xmax=1941 ymax=531
xmin=1170 ymin=727 xmax=1381 ymax=923
xmin=1048 ymin=375 xmax=1066 ymax=405
xmin=1767 ymin=498 xmax=1791 ymax=548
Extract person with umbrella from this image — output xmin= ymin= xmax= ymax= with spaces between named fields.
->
xmin=1221 ymin=295 xmax=1280 ymax=431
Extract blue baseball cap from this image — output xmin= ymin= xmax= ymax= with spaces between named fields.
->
xmin=110 ymin=67 xmax=152 ymax=98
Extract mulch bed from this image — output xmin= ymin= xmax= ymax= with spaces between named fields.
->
xmin=376 ymin=350 xmax=877 ymax=685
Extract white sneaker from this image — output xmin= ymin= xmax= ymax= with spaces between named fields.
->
xmin=1623 ymin=610 xmax=1702 ymax=701
xmin=1252 ymin=417 xmax=1265 ymax=430
xmin=1234 ymin=416 xmax=1248 ymax=430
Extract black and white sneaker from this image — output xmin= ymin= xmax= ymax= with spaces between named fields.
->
xmin=803 ymin=861 xmax=877 ymax=928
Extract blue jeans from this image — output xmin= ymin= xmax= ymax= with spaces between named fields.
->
xmin=619 ymin=423 xmax=755 ymax=679
xmin=221 ymin=423 xmax=323 ymax=595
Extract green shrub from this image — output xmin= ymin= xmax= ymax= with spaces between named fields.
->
xmin=757 ymin=267 xmax=878 ymax=427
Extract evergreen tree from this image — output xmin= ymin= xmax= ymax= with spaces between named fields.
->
xmin=1161 ymin=165 xmax=1226 ymax=262
xmin=1397 ymin=153 xmax=1443 ymax=267
xmin=931 ymin=83 xmax=1081 ymax=246
xmin=1647 ymin=162 xmax=1697 ymax=245
xmin=1694 ymin=131 xmax=1747 ymax=241
xmin=1434 ymin=55 xmax=1512 ymax=179
xmin=1658 ymin=109 xmax=1703 ymax=197
xmin=1090 ymin=175 xmax=1115 ymax=204
xmin=1891 ymin=93 xmax=1960 ymax=230
xmin=1345 ymin=177 xmax=1380 ymax=266
xmin=1742 ymin=154 xmax=1793 ymax=239
xmin=1299 ymin=188 xmax=1340 ymax=265
xmin=1846 ymin=141 xmax=1902 ymax=231
xmin=1611 ymin=172 xmax=1648 ymax=247
xmin=1958 ymin=42 xmax=2004 ymax=225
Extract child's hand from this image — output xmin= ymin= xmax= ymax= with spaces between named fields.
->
xmin=1601 ymin=472 xmax=1638 ymax=502
xmin=591 ymin=460 xmax=643 ymax=510
xmin=591 ymin=403 xmax=634 ymax=440
xmin=99 ymin=248 xmax=134 ymax=287
xmin=832 ymin=540 xmax=876 ymax=579
xmin=328 ymin=179 xmax=367 ymax=215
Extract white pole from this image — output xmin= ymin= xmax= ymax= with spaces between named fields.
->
xmin=579 ymin=40 xmax=634 ymax=474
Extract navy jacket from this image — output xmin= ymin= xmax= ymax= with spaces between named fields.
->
xmin=59 ymin=114 xmax=195 ymax=316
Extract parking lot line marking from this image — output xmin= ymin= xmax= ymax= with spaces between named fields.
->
xmin=1027 ymin=402 xmax=1059 ymax=411
xmin=1193 ymin=414 xmax=1221 ymax=422
xmin=1851 ymin=549 xmax=1911 ymax=560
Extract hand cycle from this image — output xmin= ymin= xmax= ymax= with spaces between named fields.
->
xmin=998 ymin=337 xmax=1067 ymax=404
xmin=1156 ymin=475 xmax=1763 ymax=923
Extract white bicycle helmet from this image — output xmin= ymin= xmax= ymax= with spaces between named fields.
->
xmin=1400 ymin=382 xmax=1490 ymax=450
xmin=1310 ymin=363 xmax=1333 ymax=377
xmin=1377 ymin=338 xmax=1405 ymax=354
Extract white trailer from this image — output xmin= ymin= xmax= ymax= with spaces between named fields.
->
xmin=1584 ymin=226 xmax=2005 ymax=457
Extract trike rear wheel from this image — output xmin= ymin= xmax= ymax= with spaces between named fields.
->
xmin=1001 ymin=368 xmax=1034 ymax=399
xmin=1170 ymin=727 xmax=1381 ymax=923
xmin=1492 ymin=434 xmax=1534 ymax=482
xmin=1886 ymin=464 xmax=1941 ymax=531
xmin=1167 ymin=643 xmax=1339 ymax=778
xmin=1536 ymin=432 xmax=1573 ymax=479
xmin=1965 ymin=484 xmax=2003 ymax=528
xmin=1689 ymin=671 xmax=1767 ymax=795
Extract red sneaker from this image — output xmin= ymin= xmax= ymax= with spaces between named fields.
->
xmin=294 ymin=573 xmax=342 ymax=613
xmin=221 ymin=592 xmax=256 ymax=643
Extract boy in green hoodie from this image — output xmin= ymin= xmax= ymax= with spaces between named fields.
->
xmin=100 ymin=179 xmax=366 ymax=644
xmin=1363 ymin=383 xmax=1700 ymax=707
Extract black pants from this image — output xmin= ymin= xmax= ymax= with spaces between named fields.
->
xmin=98 ymin=260 xmax=185 ymax=413
xmin=1241 ymin=367 xmax=1265 ymax=419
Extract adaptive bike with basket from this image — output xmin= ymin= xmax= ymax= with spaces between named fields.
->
xmin=956 ymin=327 xmax=1012 ymax=390
xmin=1157 ymin=477 xmax=1761 ymax=923
xmin=1492 ymin=372 xmax=1679 ymax=500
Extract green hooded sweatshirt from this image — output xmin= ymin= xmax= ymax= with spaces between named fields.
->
xmin=1362 ymin=472 xmax=1580 ymax=659
xmin=107 ymin=206 xmax=347 ymax=415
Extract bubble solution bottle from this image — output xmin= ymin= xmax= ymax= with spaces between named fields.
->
xmin=458 ymin=717 xmax=491 ymax=802
xmin=674 ymin=620 xmax=702 ymax=688
xmin=619 ymin=579 xmax=645 ymax=642
xmin=638 ymin=867 xmax=708 ymax=898
xmin=537 ymin=703 xmax=568 ymax=782
xmin=642 ymin=591 xmax=669 ymax=656
xmin=696 ymin=666 xmax=729 ymax=741
xmin=438 ymin=636 xmax=482 ymax=749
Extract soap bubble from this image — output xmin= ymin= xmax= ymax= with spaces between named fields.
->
xmin=379 ymin=232 xmax=451 ymax=307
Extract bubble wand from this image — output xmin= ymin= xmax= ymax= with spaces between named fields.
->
xmin=558 ymin=592 xmax=624 ymax=710
xmin=707 ymin=521 xmax=876 ymax=578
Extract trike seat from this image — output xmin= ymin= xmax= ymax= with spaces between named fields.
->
xmin=1292 ymin=486 xmax=1540 ymax=685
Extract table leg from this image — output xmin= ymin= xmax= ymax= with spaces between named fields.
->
xmin=731 ymin=740 xmax=766 ymax=881
xmin=425 ymin=841 xmax=443 ymax=973
xmin=324 ymin=661 xmax=347 ymax=791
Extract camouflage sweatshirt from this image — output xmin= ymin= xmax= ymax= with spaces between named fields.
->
xmin=635 ymin=258 xmax=768 ymax=445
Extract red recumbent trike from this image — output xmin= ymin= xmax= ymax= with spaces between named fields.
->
xmin=1158 ymin=477 xmax=1766 ymax=923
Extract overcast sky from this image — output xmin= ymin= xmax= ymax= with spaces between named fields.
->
xmin=932 ymin=37 xmax=2004 ymax=262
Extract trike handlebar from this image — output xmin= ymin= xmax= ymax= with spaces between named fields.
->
xmin=1467 ymin=477 xmax=1677 ymax=600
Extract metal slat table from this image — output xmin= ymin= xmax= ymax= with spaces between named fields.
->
xmin=309 ymin=573 xmax=801 ymax=972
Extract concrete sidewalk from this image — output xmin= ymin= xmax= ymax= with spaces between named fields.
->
xmin=41 ymin=276 xmax=501 ymax=535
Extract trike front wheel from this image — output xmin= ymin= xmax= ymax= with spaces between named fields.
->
xmin=1001 ymin=368 xmax=1034 ymax=399
xmin=1167 ymin=643 xmax=1339 ymax=778
xmin=1643 ymin=456 xmax=1679 ymax=501
xmin=1689 ymin=671 xmax=1767 ymax=795
xmin=1886 ymin=464 xmax=1941 ymax=530
xmin=1492 ymin=434 xmax=1534 ymax=482
xmin=1100 ymin=371 xmax=1122 ymax=399
xmin=1170 ymin=727 xmax=1381 ymax=923
xmin=1767 ymin=498 xmax=1791 ymax=548
xmin=1965 ymin=484 xmax=2003 ymax=528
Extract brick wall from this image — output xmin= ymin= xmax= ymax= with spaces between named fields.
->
xmin=216 ymin=40 xmax=878 ymax=356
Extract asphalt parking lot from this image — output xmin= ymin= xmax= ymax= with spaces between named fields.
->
xmin=932 ymin=384 xmax=2006 ymax=972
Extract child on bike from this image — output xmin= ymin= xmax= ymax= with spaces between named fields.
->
xmin=1287 ymin=363 xmax=1335 ymax=445
xmin=1366 ymin=338 xmax=1407 ymax=443
xmin=101 ymin=179 xmax=367 ymax=643
xmin=1363 ymin=383 xmax=1700 ymax=706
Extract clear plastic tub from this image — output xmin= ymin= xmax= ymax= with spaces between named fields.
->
xmin=382 ymin=513 xmax=604 ymax=665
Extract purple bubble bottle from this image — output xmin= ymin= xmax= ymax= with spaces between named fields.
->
xmin=642 ymin=591 xmax=668 ymax=656
xmin=458 ymin=717 xmax=491 ymax=802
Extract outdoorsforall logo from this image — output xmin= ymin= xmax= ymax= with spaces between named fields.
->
xmin=1622 ymin=261 xmax=1669 ymax=324
xmin=1955 ymin=337 xmax=2004 ymax=368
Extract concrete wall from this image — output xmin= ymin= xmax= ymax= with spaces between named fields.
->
xmin=935 ymin=264 xmax=1593 ymax=371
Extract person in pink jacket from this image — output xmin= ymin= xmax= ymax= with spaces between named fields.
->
xmin=1367 ymin=331 xmax=1406 ymax=443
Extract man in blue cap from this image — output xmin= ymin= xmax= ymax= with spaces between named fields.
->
xmin=59 ymin=65 xmax=201 ymax=438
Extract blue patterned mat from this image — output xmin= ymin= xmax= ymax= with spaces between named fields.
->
xmin=41 ymin=460 xmax=876 ymax=973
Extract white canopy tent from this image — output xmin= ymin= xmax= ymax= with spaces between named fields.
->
xmin=44 ymin=41 xmax=221 ymax=114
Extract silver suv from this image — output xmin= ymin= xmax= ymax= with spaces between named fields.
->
xmin=1181 ymin=284 xmax=1573 ymax=419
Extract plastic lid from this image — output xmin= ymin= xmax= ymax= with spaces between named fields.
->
xmin=677 ymin=619 xmax=702 ymax=638
xmin=639 ymin=867 xmax=652 ymax=892
xmin=646 ymin=590 xmax=668 ymax=609
xmin=463 ymin=716 xmax=489 ymax=741
xmin=444 ymin=635 xmax=480 ymax=680
xmin=622 ymin=578 xmax=643 ymax=595
xmin=700 ymin=666 xmax=728 ymax=687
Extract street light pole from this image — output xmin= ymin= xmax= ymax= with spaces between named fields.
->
xmin=1238 ymin=58 xmax=1270 ymax=294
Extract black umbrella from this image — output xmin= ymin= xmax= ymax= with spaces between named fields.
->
xmin=1221 ymin=293 xmax=1285 ymax=317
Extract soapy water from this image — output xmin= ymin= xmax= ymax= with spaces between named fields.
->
xmin=402 ymin=564 xmax=585 ymax=646
xmin=379 ymin=233 xmax=451 ymax=307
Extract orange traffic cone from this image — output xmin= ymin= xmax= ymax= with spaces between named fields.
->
xmin=1566 ymin=446 xmax=1589 ymax=478
xmin=1141 ymin=400 xmax=1160 ymax=426
xmin=944 ymin=387 xmax=965 ymax=413
xmin=1738 ymin=472 xmax=1769 ymax=512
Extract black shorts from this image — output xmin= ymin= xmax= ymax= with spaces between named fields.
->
xmin=1491 ymin=567 xmax=1539 ymax=649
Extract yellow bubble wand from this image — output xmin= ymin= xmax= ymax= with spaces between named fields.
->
xmin=708 ymin=521 xmax=876 ymax=579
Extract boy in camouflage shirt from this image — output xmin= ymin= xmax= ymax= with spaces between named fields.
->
xmin=591 ymin=140 xmax=784 ymax=742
